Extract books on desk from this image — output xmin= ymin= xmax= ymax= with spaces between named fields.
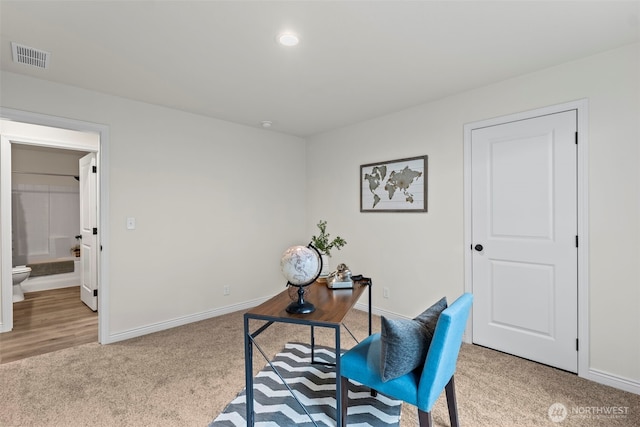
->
xmin=328 ymin=280 xmax=353 ymax=289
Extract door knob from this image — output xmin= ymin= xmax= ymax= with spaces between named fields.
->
xmin=474 ymin=244 xmax=484 ymax=251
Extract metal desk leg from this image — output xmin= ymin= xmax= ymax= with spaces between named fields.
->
xmin=335 ymin=325 xmax=342 ymax=427
xmin=366 ymin=279 xmax=376 ymax=398
xmin=311 ymin=325 xmax=316 ymax=364
xmin=244 ymin=315 xmax=254 ymax=426
xmin=368 ymin=279 xmax=372 ymax=336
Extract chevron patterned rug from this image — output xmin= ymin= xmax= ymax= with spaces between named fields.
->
xmin=209 ymin=342 xmax=402 ymax=427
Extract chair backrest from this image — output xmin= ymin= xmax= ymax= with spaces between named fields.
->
xmin=416 ymin=293 xmax=473 ymax=411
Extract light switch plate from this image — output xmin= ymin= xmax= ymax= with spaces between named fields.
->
xmin=126 ymin=217 xmax=136 ymax=230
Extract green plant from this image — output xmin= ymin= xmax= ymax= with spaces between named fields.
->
xmin=310 ymin=220 xmax=346 ymax=257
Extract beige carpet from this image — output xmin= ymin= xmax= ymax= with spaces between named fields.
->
xmin=1 ymin=309 xmax=638 ymax=426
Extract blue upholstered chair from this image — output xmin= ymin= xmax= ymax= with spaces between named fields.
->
xmin=340 ymin=293 xmax=473 ymax=427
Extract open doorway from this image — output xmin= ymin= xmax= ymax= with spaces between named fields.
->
xmin=2 ymin=144 xmax=98 ymax=362
xmin=1 ymin=114 xmax=108 ymax=355
xmin=11 ymin=144 xmax=88 ymax=290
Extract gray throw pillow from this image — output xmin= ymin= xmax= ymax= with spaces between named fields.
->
xmin=379 ymin=297 xmax=447 ymax=382
xmin=414 ymin=296 xmax=448 ymax=343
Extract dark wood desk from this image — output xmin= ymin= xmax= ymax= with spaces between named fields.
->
xmin=243 ymin=279 xmax=372 ymax=426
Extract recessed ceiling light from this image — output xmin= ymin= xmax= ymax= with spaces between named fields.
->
xmin=260 ymin=120 xmax=273 ymax=129
xmin=278 ymin=33 xmax=299 ymax=47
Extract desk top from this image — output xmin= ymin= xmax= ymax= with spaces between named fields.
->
xmin=245 ymin=280 xmax=369 ymax=326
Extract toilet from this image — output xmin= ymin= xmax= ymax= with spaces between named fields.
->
xmin=12 ymin=266 xmax=31 ymax=302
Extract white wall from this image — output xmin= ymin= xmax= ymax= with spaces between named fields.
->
xmin=0 ymin=71 xmax=308 ymax=338
xmin=306 ymin=44 xmax=640 ymax=386
xmin=1 ymin=42 xmax=638 ymax=390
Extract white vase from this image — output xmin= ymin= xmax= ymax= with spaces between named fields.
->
xmin=320 ymin=254 xmax=330 ymax=277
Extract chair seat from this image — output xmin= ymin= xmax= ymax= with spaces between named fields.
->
xmin=341 ymin=333 xmax=422 ymax=406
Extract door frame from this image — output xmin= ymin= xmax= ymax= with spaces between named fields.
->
xmin=0 ymin=108 xmax=110 ymax=344
xmin=463 ymin=99 xmax=589 ymax=378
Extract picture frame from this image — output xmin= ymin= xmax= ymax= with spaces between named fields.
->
xmin=360 ymin=155 xmax=428 ymax=212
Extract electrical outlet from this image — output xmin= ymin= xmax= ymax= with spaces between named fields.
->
xmin=223 ymin=285 xmax=230 ymax=296
xmin=126 ymin=217 xmax=136 ymax=230
xmin=383 ymin=287 xmax=390 ymax=299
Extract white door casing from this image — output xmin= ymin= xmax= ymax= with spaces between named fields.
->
xmin=470 ymin=110 xmax=578 ymax=373
xmin=80 ymin=153 xmax=98 ymax=311
xmin=0 ymin=111 xmax=110 ymax=346
xmin=0 ymin=116 xmax=103 ymax=335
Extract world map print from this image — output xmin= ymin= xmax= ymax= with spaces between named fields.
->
xmin=361 ymin=156 xmax=427 ymax=211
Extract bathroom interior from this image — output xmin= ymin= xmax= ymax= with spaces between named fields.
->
xmin=8 ymin=144 xmax=97 ymax=348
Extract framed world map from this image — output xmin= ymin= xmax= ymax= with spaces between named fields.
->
xmin=360 ymin=155 xmax=428 ymax=212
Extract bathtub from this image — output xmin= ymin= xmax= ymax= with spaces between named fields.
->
xmin=21 ymin=257 xmax=81 ymax=293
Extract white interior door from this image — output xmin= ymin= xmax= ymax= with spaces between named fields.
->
xmin=471 ymin=110 xmax=577 ymax=372
xmin=79 ymin=153 xmax=98 ymax=311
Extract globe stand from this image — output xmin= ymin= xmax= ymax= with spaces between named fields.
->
xmin=286 ymin=284 xmax=315 ymax=314
xmin=281 ymin=243 xmax=323 ymax=315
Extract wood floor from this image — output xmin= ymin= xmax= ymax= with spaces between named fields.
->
xmin=0 ymin=286 xmax=98 ymax=364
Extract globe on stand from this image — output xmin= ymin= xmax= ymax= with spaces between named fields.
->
xmin=280 ymin=244 xmax=323 ymax=314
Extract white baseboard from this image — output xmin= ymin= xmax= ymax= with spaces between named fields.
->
xmin=106 ymin=298 xmax=380 ymax=345
xmin=354 ymin=302 xmax=404 ymax=320
xmin=22 ymin=279 xmax=79 ymax=293
xmin=586 ymin=368 xmax=640 ymax=395
xmin=104 ymin=300 xmax=639 ymax=396
xmin=103 ymin=296 xmax=271 ymax=344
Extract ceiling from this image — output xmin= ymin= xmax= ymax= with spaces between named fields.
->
xmin=1 ymin=1 xmax=639 ymax=137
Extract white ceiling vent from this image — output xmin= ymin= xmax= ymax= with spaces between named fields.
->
xmin=11 ymin=42 xmax=50 ymax=69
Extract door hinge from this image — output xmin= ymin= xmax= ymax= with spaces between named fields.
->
xmin=92 ymin=165 xmax=97 ymax=173
xmin=575 ymin=132 xmax=578 ymax=145
xmin=575 ymin=235 xmax=579 ymax=248
xmin=93 ymin=289 xmax=98 ymax=297
xmin=93 ymin=227 xmax=98 ymax=235
xmin=576 ymin=338 xmax=579 ymax=351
